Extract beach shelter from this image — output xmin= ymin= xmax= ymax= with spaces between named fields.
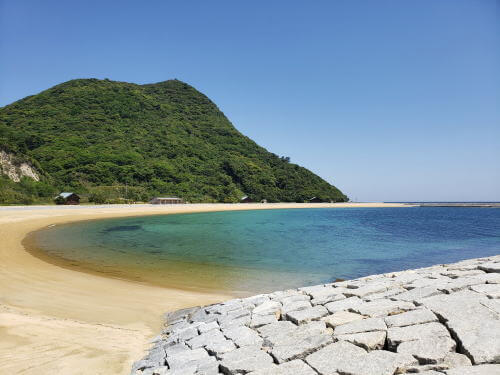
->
xmin=55 ymin=192 xmax=80 ymax=205
xmin=309 ymin=197 xmax=323 ymax=203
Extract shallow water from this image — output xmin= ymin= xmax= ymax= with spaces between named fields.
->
xmin=32 ymin=207 xmax=500 ymax=294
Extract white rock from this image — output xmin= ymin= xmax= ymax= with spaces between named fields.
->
xmin=198 ymin=321 xmax=219 ymax=334
xmin=285 ymin=305 xmax=328 ymax=324
xmin=386 ymin=322 xmax=450 ymax=350
xmin=364 ymin=287 xmax=407 ymax=301
xmin=220 ymin=346 xmax=274 ymax=374
xmin=478 ymin=262 xmax=500 ymax=273
xmin=249 ymin=359 xmax=317 ymax=375
xmin=250 ymin=314 xmax=278 ymax=328
xmin=335 ymin=330 xmax=386 ymax=351
xmin=352 ymin=299 xmax=415 ymax=317
xmin=419 ymin=290 xmax=500 ymax=364
xmin=223 ymin=326 xmax=263 ymax=348
xmin=471 ymin=283 xmax=500 ymax=298
xmin=187 ymin=330 xmax=226 ymax=349
xmin=205 ymin=338 xmax=236 ymax=357
xmin=344 ymin=282 xmax=390 ymax=298
xmin=397 ymin=336 xmax=456 ymax=364
xmin=392 ymin=287 xmax=442 ymax=302
xmin=445 ymin=364 xmax=500 ymax=375
xmin=305 ymin=341 xmax=417 ymax=375
xmin=325 ymin=296 xmax=363 ymax=313
xmin=257 ymin=321 xmax=297 ymax=339
xmin=322 ymin=310 xmax=364 ymax=328
xmin=384 ymin=308 xmax=437 ymax=328
xmin=334 ymin=317 xmax=386 ymax=335
xmin=253 ymin=301 xmax=282 ymax=317
xmin=166 ymin=348 xmax=209 ymax=369
xmin=281 ymin=300 xmax=312 ymax=315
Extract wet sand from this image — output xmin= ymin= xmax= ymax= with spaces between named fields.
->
xmin=0 ymin=202 xmax=410 ymax=374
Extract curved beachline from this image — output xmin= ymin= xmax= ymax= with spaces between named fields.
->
xmin=134 ymin=255 xmax=500 ymax=375
xmin=19 ymin=203 xmax=412 ymax=294
xmin=0 ymin=202 xmax=409 ymax=375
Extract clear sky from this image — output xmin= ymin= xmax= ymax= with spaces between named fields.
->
xmin=1 ymin=0 xmax=498 ymax=201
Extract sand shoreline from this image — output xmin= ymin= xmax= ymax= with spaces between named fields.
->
xmin=0 ymin=202 xmax=411 ymax=374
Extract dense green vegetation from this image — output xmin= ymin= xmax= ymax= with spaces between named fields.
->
xmin=0 ymin=175 xmax=55 ymax=204
xmin=0 ymin=78 xmax=347 ymax=204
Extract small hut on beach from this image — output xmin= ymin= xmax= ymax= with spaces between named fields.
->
xmin=150 ymin=197 xmax=184 ymax=204
xmin=55 ymin=192 xmax=80 ymax=205
xmin=240 ymin=196 xmax=253 ymax=203
xmin=309 ymin=197 xmax=323 ymax=203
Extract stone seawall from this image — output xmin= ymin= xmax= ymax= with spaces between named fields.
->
xmin=132 ymin=255 xmax=500 ymax=375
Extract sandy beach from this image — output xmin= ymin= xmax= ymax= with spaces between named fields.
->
xmin=0 ymin=202 xmax=410 ymax=375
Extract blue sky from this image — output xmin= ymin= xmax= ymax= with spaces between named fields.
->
xmin=1 ymin=1 xmax=498 ymax=201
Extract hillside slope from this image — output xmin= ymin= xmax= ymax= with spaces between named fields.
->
xmin=0 ymin=79 xmax=347 ymax=204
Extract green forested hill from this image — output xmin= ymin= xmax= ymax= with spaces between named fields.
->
xmin=0 ymin=78 xmax=347 ymax=204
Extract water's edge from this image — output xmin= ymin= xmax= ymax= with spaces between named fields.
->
xmin=25 ymin=206 xmax=500 ymax=296
xmin=22 ymin=212 xmax=256 ymax=297
xmin=21 ymin=205 xmax=370 ymax=296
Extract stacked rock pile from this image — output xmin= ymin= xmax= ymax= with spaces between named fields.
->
xmin=132 ymin=255 xmax=500 ymax=375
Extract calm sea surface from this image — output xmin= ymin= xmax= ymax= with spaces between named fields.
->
xmin=32 ymin=207 xmax=500 ymax=294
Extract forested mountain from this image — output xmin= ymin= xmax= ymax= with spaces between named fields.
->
xmin=0 ymin=78 xmax=347 ymax=204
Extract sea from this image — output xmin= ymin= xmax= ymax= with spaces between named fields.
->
xmin=30 ymin=207 xmax=500 ymax=295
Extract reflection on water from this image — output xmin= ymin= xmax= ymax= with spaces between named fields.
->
xmin=31 ymin=207 xmax=500 ymax=294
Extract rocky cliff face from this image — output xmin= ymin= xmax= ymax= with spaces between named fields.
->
xmin=0 ymin=150 xmax=40 ymax=182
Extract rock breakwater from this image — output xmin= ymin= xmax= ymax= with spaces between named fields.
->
xmin=132 ymin=255 xmax=500 ymax=375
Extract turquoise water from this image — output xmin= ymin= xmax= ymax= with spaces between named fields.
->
xmin=32 ymin=207 xmax=500 ymax=294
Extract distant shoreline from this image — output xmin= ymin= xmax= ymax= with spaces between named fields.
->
xmin=0 ymin=202 xmax=410 ymax=375
xmin=411 ymin=202 xmax=500 ymax=207
xmin=1 ymin=201 xmax=498 ymax=210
